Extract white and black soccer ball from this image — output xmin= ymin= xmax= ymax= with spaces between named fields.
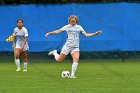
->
xmin=61 ymin=71 xmax=70 ymax=78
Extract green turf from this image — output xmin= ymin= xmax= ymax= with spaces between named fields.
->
xmin=0 ymin=60 xmax=140 ymax=93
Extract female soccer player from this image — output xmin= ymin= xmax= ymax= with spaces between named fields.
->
xmin=45 ymin=15 xmax=102 ymax=78
xmin=12 ymin=19 xmax=29 ymax=72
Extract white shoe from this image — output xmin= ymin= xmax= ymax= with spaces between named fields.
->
xmin=16 ymin=68 xmax=21 ymax=72
xmin=48 ymin=50 xmax=57 ymax=56
xmin=70 ymin=75 xmax=76 ymax=78
xmin=23 ymin=69 xmax=27 ymax=72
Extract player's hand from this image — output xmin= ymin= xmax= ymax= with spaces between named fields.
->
xmin=96 ymin=30 xmax=102 ymax=35
xmin=21 ymin=46 xmax=24 ymax=51
xmin=12 ymin=45 xmax=14 ymax=49
xmin=45 ymin=33 xmax=50 ymax=37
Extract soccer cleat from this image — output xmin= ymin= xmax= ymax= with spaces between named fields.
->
xmin=70 ymin=75 xmax=76 ymax=78
xmin=48 ymin=50 xmax=57 ymax=56
xmin=16 ymin=68 xmax=21 ymax=72
xmin=23 ymin=69 xmax=27 ymax=72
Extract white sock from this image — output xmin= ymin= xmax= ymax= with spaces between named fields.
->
xmin=71 ymin=62 xmax=78 ymax=76
xmin=53 ymin=51 xmax=59 ymax=61
xmin=16 ymin=59 xmax=20 ymax=69
xmin=24 ymin=62 xmax=28 ymax=69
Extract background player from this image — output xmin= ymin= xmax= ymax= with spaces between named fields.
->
xmin=12 ymin=19 xmax=29 ymax=72
xmin=45 ymin=15 xmax=102 ymax=78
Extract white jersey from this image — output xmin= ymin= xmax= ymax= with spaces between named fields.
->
xmin=60 ymin=24 xmax=86 ymax=47
xmin=13 ymin=27 xmax=29 ymax=50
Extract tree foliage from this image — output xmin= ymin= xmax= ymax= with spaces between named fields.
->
xmin=0 ymin=0 xmax=139 ymax=4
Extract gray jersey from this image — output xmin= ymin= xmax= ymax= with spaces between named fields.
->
xmin=13 ymin=27 xmax=29 ymax=50
xmin=60 ymin=24 xmax=86 ymax=47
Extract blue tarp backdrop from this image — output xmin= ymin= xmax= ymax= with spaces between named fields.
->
xmin=0 ymin=3 xmax=140 ymax=52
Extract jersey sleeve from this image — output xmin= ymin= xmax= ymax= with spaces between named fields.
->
xmin=13 ymin=28 xmax=17 ymax=36
xmin=79 ymin=25 xmax=86 ymax=34
xmin=59 ymin=25 xmax=68 ymax=31
xmin=24 ymin=28 xmax=28 ymax=37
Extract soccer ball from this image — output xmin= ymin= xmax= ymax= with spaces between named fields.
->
xmin=61 ymin=71 xmax=70 ymax=78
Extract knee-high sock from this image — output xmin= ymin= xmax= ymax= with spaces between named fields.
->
xmin=53 ymin=51 xmax=59 ymax=61
xmin=24 ymin=62 xmax=28 ymax=69
xmin=71 ymin=62 xmax=78 ymax=76
xmin=16 ymin=59 xmax=20 ymax=68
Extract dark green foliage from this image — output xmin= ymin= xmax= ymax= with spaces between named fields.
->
xmin=0 ymin=0 xmax=139 ymax=4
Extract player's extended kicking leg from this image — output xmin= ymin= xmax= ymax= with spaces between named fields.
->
xmin=15 ymin=48 xmax=21 ymax=71
xmin=48 ymin=45 xmax=70 ymax=62
xmin=70 ymin=51 xmax=80 ymax=78
xmin=22 ymin=50 xmax=28 ymax=72
xmin=48 ymin=50 xmax=66 ymax=62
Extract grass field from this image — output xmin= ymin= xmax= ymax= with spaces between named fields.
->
xmin=0 ymin=59 xmax=140 ymax=93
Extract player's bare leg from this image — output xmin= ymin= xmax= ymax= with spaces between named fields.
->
xmin=22 ymin=50 xmax=28 ymax=72
xmin=70 ymin=51 xmax=80 ymax=78
xmin=15 ymin=48 xmax=21 ymax=71
xmin=48 ymin=50 xmax=66 ymax=62
xmin=56 ymin=53 xmax=67 ymax=62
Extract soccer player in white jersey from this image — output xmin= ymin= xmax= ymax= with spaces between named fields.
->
xmin=45 ymin=15 xmax=102 ymax=78
xmin=12 ymin=19 xmax=29 ymax=72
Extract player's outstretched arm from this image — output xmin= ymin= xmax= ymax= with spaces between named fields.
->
xmin=82 ymin=30 xmax=102 ymax=37
xmin=45 ymin=30 xmax=63 ymax=37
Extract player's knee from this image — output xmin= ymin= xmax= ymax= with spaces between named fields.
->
xmin=73 ymin=58 xmax=79 ymax=62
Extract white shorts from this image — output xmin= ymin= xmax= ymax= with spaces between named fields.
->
xmin=16 ymin=42 xmax=29 ymax=51
xmin=61 ymin=45 xmax=80 ymax=55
